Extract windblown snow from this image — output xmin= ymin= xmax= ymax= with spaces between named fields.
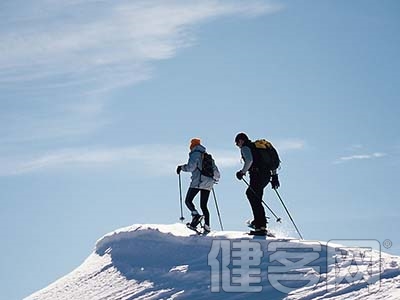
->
xmin=25 ymin=224 xmax=400 ymax=300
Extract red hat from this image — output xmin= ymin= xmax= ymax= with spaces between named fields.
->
xmin=190 ymin=138 xmax=201 ymax=150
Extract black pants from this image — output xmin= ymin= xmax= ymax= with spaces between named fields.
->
xmin=246 ymin=171 xmax=270 ymax=229
xmin=185 ymin=188 xmax=211 ymax=226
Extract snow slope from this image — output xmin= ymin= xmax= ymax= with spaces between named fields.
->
xmin=25 ymin=224 xmax=400 ymax=300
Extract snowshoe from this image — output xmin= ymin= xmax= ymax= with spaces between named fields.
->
xmin=186 ymin=223 xmax=202 ymax=235
xmin=246 ymin=219 xmax=256 ymax=229
xmin=248 ymin=228 xmax=276 ymax=237
xmin=202 ymin=225 xmax=211 ymax=235
xmin=190 ymin=214 xmax=204 ymax=228
xmin=246 ymin=218 xmax=270 ymax=229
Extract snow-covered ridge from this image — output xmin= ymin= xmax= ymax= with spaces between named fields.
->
xmin=26 ymin=223 xmax=400 ymax=300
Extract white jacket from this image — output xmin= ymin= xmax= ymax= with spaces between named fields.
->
xmin=181 ymin=144 xmax=220 ymax=191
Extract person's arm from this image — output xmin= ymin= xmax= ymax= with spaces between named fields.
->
xmin=182 ymin=151 xmax=200 ymax=172
xmin=213 ymin=163 xmax=220 ymax=182
xmin=240 ymin=146 xmax=253 ymax=174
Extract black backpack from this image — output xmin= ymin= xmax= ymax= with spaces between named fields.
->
xmin=250 ymin=139 xmax=281 ymax=171
xmin=199 ymin=152 xmax=215 ymax=178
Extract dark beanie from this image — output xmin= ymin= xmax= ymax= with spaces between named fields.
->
xmin=235 ymin=132 xmax=250 ymax=143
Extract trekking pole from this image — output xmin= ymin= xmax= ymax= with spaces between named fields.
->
xmin=212 ymin=188 xmax=224 ymax=231
xmin=273 ymin=188 xmax=303 ymax=240
xmin=242 ymin=178 xmax=282 ymax=223
xmin=178 ymin=173 xmax=185 ymax=222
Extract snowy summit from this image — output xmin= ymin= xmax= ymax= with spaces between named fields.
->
xmin=25 ymin=224 xmax=400 ymax=300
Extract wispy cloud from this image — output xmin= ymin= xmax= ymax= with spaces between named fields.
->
xmin=0 ymin=0 xmax=281 ymax=94
xmin=0 ymin=145 xmax=185 ymax=177
xmin=334 ymin=152 xmax=387 ymax=164
xmin=0 ymin=138 xmax=303 ymax=176
xmin=1 ymin=145 xmax=239 ymax=176
xmin=0 ymin=0 xmax=282 ymax=144
xmin=275 ymin=138 xmax=305 ymax=151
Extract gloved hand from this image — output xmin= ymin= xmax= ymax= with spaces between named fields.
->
xmin=176 ymin=165 xmax=183 ymax=174
xmin=236 ymin=170 xmax=244 ymax=180
xmin=271 ymin=174 xmax=280 ymax=189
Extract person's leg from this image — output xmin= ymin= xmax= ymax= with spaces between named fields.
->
xmin=185 ymin=188 xmax=204 ymax=227
xmin=185 ymin=187 xmax=200 ymax=214
xmin=199 ymin=189 xmax=211 ymax=227
xmin=246 ymin=190 xmax=265 ymax=229
xmin=247 ymin=173 xmax=267 ymax=229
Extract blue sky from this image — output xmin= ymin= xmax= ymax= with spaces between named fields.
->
xmin=1 ymin=0 xmax=399 ymax=299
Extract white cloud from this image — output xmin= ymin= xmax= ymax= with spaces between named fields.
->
xmin=0 ymin=0 xmax=282 ymax=144
xmin=0 ymin=0 xmax=281 ymax=93
xmin=0 ymin=145 xmax=185 ymax=176
xmin=0 ymin=138 xmax=303 ymax=177
xmin=212 ymin=150 xmax=242 ymax=168
xmin=335 ymin=152 xmax=387 ymax=164
xmin=275 ymin=139 xmax=305 ymax=152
